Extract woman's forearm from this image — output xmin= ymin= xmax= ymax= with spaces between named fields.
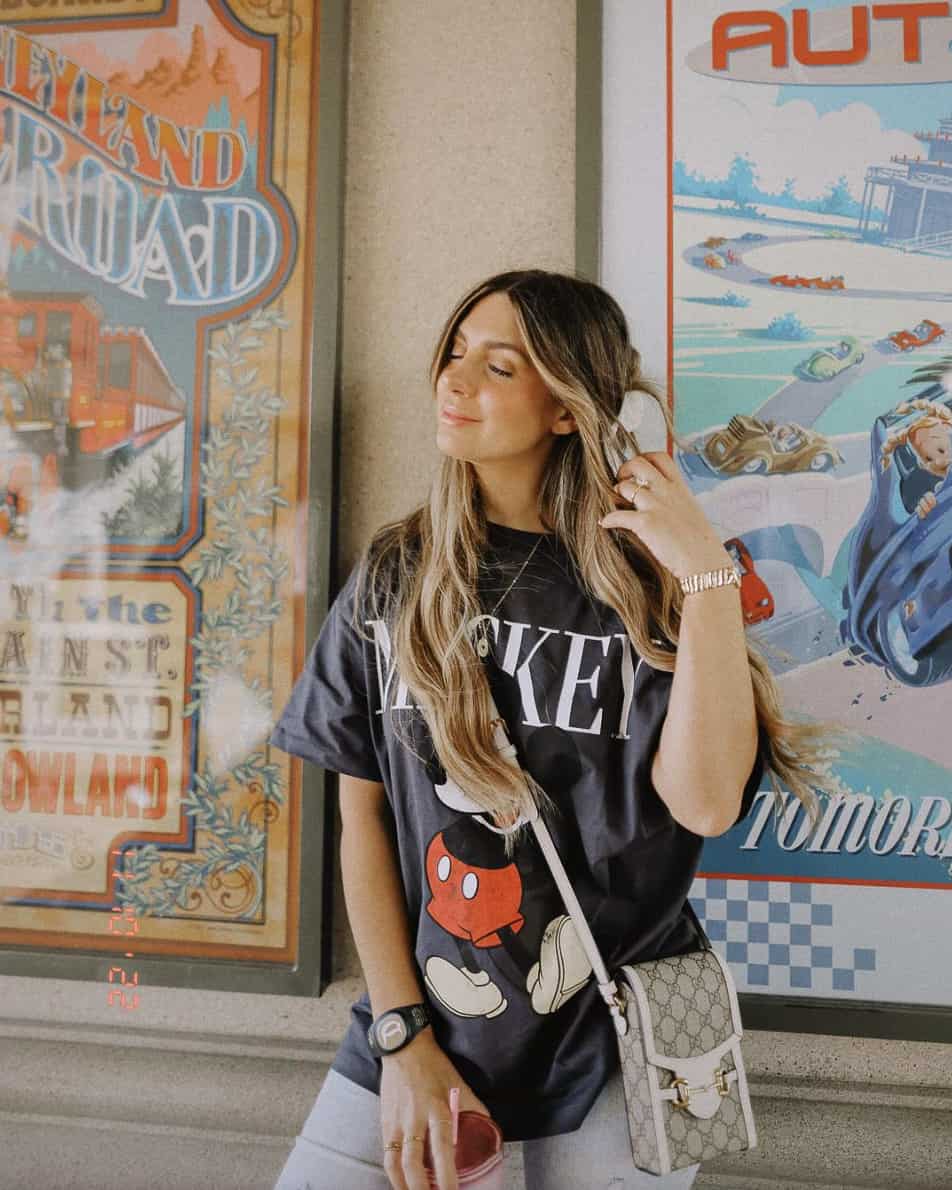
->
xmin=340 ymin=799 xmax=427 ymax=1016
xmin=651 ymin=584 xmax=758 ymax=837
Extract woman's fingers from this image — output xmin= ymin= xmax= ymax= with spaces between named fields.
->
xmin=643 ymin=450 xmax=680 ymax=482
xmin=382 ymin=1140 xmax=409 ymax=1190
xmin=398 ymin=1120 xmax=434 ymax=1190
xmin=613 ymin=478 xmax=655 ymax=507
xmin=613 ymin=470 xmax=663 ymax=506
xmin=615 ymin=452 xmax=659 ymax=483
xmin=426 ymin=1113 xmax=459 ymax=1190
xmin=599 ymin=508 xmax=643 ymax=532
xmin=379 ymin=1058 xmax=496 ymax=1190
xmin=381 ymin=1118 xmax=423 ymax=1190
xmin=429 ymin=1083 xmax=493 ymax=1190
xmin=615 ymin=449 xmax=680 ymax=487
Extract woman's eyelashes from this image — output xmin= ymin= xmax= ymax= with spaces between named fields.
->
xmin=446 ymin=349 xmax=513 ymax=379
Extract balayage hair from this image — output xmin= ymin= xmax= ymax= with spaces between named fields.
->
xmin=355 ymin=269 xmax=834 ymax=853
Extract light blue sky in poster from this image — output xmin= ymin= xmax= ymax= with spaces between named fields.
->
xmin=774 ymin=0 xmax=952 ymax=131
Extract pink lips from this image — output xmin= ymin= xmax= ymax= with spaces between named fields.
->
xmin=440 ymin=406 xmax=479 ymax=425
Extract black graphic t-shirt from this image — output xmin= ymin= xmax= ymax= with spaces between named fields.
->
xmin=270 ymin=522 xmax=764 ymax=1140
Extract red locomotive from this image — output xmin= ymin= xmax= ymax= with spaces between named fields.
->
xmin=0 ymin=286 xmax=185 ymax=534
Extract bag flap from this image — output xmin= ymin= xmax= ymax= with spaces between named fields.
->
xmin=619 ymin=948 xmax=744 ymax=1070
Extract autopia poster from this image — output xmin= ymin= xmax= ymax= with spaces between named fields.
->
xmin=0 ymin=0 xmax=320 ymax=976
xmin=604 ymin=0 xmax=952 ymax=1007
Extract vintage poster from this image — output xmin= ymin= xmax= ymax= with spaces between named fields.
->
xmin=604 ymin=0 xmax=952 ymax=1011
xmin=0 ymin=0 xmax=324 ymax=980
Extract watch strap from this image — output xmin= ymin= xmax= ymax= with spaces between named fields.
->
xmin=367 ymin=1002 xmax=430 ymax=1058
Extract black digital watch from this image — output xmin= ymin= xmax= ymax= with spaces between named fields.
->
xmin=366 ymin=1002 xmax=431 ymax=1058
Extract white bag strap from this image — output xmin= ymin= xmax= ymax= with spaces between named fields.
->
xmin=486 ymin=698 xmax=629 ymax=1032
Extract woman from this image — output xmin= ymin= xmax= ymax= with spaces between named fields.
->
xmin=271 ymin=270 xmax=824 ymax=1190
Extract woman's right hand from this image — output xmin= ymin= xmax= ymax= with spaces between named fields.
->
xmin=379 ymin=1029 xmax=492 ymax=1190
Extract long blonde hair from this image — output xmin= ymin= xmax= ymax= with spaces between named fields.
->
xmin=355 ymin=270 xmax=831 ymax=851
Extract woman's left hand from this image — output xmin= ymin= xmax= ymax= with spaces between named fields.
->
xmin=599 ymin=451 xmax=733 ymax=580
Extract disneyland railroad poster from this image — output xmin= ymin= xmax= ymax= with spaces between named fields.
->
xmin=0 ymin=1 xmax=323 ymax=980
xmin=603 ymin=0 xmax=952 ymax=1011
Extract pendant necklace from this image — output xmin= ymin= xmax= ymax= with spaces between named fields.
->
xmin=475 ymin=534 xmax=543 ymax=658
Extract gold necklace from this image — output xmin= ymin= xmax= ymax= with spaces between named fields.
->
xmin=475 ymin=534 xmax=543 ymax=658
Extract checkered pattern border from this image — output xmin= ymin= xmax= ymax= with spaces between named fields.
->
xmin=690 ymin=878 xmax=877 ymax=992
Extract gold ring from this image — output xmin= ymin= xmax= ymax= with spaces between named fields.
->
xmin=634 ymin=474 xmax=651 ymax=489
xmin=383 ymin=1141 xmax=402 ymax=1151
xmin=405 ymin=1135 xmax=426 ymax=1143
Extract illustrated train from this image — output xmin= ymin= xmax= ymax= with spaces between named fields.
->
xmin=0 ymin=288 xmax=186 ymax=488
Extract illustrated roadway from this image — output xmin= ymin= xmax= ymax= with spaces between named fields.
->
xmin=678 ymin=232 xmax=948 ymax=492
xmin=684 ymin=230 xmax=952 ymax=303
xmin=678 ymin=230 xmax=944 ymax=654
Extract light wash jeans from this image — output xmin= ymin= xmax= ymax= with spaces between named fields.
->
xmin=273 ymin=1066 xmax=699 ymax=1189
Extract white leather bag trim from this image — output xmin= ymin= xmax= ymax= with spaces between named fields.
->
xmin=737 ymin=1048 xmax=758 ymax=1150
xmin=620 ymin=966 xmax=693 ymax=1175
xmin=645 ymin=1045 xmax=673 ymax=1175
xmin=709 ymin=947 xmax=746 ymax=1038
xmin=708 ymin=950 xmax=757 ymax=1148
xmin=648 ymin=1034 xmax=737 ymax=1080
xmin=619 ymin=973 xmax=672 ymax=1174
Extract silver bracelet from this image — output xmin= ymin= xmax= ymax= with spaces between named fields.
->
xmin=679 ymin=565 xmax=741 ymax=596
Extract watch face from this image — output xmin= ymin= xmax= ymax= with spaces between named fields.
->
xmin=376 ymin=1012 xmax=409 ymax=1052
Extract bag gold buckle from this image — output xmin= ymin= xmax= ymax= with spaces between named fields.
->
xmin=671 ymin=1068 xmax=731 ymax=1109
xmin=670 ymin=1078 xmax=691 ymax=1109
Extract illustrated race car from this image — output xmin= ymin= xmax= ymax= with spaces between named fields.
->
xmin=888 ymin=319 xmax=944 ymax=352
xmin=796 ymin=335 xmax=864 ymax=381
xmin=769 ymin=274 xmax=845 ymax=290
xmin=704 ymin=236 xmax=728 ymax=248
xmin=724 ymin=537 xmax=774 ymax=624
xmin=704 ymin=253 xmax=727 ymax=269
xmin=697 ymin=415 xmax=844 ymax=476
xmin=840 ymin=394 xmax=952 ymax=686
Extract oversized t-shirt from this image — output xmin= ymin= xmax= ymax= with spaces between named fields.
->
xmin=270 ymin=522 xmax=763 ymax=1141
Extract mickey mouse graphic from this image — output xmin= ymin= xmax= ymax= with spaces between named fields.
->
xmin=420 ymin=722 xmax=594 ymax=1021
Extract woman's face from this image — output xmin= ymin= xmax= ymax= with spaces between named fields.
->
xmin=435 ymin=291 xmax=575 ymax=463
